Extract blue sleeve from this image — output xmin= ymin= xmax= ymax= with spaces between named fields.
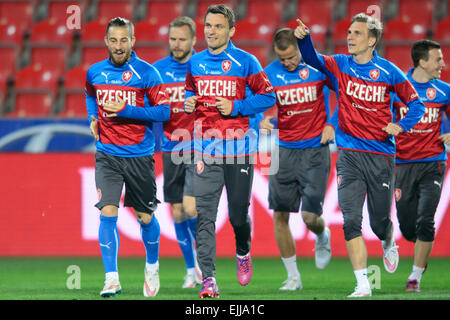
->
xmin=117 ymin=101 xmax=170 ymax=122
xmin=231 ymin=92 xmax=276 ymax=116
xmin=397 ymin=97 xmax=425 ymax=132
xmin=296 ymin=35 xmax=327 ymax=73
xmin=86 ymin=93 xmax=98 ymax=123
xmin=85 ymin=68 xmax=98 ymax=124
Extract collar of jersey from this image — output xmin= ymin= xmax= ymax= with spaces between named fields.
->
xmin=407 ymin=68 xmax=436 ymax=88
xmin=349 ymin=49 xmax=379 ymax=67
xmin=205 ymin=40 xmax=236 ymax=57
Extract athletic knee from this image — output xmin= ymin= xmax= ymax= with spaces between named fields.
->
xmin=183 ymin=204 xmax=197 ymax=218
xmin=136 ymin=211 xmax=153 ymax=224
xmin=101 ymin=205 xmax=118 ymax=218
xmin=301 ymin=211 xmax=319 ymax=229
xmin=273 ymin=211 xmax=290 ymax=231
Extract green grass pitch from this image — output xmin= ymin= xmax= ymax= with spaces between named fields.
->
xmin=0 ymin=257 xmax=449 ymax=300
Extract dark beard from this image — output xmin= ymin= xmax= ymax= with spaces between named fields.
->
xmin=109 ymin=49 xmax=131 ymax=66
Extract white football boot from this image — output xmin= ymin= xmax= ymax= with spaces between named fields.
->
xmin=143 ymin=268 xmax=160 ymax=297
xmin=100 ymin=276 xmax=122 ymax=298
xmin=314 ymin=227 xmax=332 ymax=269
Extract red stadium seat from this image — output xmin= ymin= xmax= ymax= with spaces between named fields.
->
xmin=81 ymin=46 xmax=107 ymax=66
xmin=0 ymin=19 xmax=25 ymax=49
xmin=440 ymin=45 xmax=450 ymax=83
xmin=383 ymin=45 xmax=412 ymax=74
xmin=30 ymin=46 xmax=68 ymax=76
xmin=58 ymin=65 xmax=89 ymax=117
xmin=296 ymin=0 xmax=332 ymax=29
xmin=233 ymin=17 xmax=275 ymax=43
xmin=144 ymin=0 xmax=184 ymax=25
xmin=346 ymin=0 xmax=383 ymax=19
xmin=433 ymin=17 xmax=450 ymax=42
xmin=397 ymin=0 xmax=433 ymax=29
xmin=239 ymin=43 xmax=269 ymax=66
xmin=0 ymin=0 xmax=33 ymax=38
xmin=46 ymin=0 xmax=86 ymax=25
xmin=7 ymin=64 xmax=59 ymax=117
xmin=246 ymin=0 xmax=281 ymax=27
xmin=96 ymin=0 xmax=134 ymax=21
xmin=284 ymin=18 xmax=326 ymax=52
xmin=30 ymin=18 xmax=74 ymax=49
xmin=196 ymin=0 xmax=234 ymax=19
xmin=194 ymin=17 xmax=205 ymax=42
xmin=14 ymin=64 xmax=59 ymax=94
xmin=80 ymin=18 xmax=108 ymax=43
xmin=80 ymin=19 xmax=109 ymax=65
xmin=332 ymin=19 xmax=351 ymax=44
xmin=134 ymin=19 xmax=170 ymax=43
xmin=134 ymin=45 xmax=169 ymax=64
xmin=0 ymin=46 xmax=18 ymax=79
xmin=384 ymin=18 xmax=427 ymax=42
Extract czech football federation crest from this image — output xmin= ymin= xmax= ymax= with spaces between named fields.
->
xmin=394 ymin=188 xmax=402 ymax=201
xmin=222 ymin=60 xmax=232 ymax=72
xmin=426 ymin=88 xmax=436 ymax=100
xmin=369 ymin=69 xmax=380 ymax=81
xmin=299 ymin=68 xmax=309 ymax=80
xmin=122 ymin=71 xmax=133 ymax=82
xmin=196 ymin=161 xmax=204 ymax=174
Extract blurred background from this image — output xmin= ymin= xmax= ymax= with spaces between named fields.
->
xmin=0 ymin=0 xmax=449 ymax=259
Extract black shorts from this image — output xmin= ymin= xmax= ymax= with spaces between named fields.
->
xmin=269 ymin=145 xmax=330 ymax=215
xmin=163 ymin=152 xmax=195 ymax=203
xmin=95 ymin=151 xmax=159 ymax=213
xmin=336 ymin=149 xmax=395 ymax=241
xmin=395 ymin=161 xmax=446 ymax=242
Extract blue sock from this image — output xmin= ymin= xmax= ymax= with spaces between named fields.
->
xmin=140 ymin=216 xmax=160 ymax=264
xmin=98 ymin=215 xmax=119 ymax=273
xmin=187 ymin=217 xmax=198 ymax=241
xmin=174 ymin=220 xmax=195 ymax=269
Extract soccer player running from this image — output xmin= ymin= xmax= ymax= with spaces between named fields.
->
xmin=85 ymin=17 xmax=170 ymax=297
xmin=392 ymin=39 xmax=450 ymax=292
xmin=260 ymin=28 xmax=334 ymax=291
xmin=184 ymin=4 xmax=276 ymax=298
xmin=153 ymin=16 xmax=202 ymax=289
xmin=294 ymin=13 xmax=426 ymax=297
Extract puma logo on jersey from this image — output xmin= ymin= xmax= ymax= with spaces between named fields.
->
xmin=382 ymin=183 xmax=390 ymax=189
xmin=434 ymin=180 xmax=442 ymax=188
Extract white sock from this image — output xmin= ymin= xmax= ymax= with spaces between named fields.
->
xmin=354 ymin=268 xmax=370 ymax=289
xmin=236 ymin=252 xmax=249 ymax=259
xmin=408 ymin=265 xmax=425 ymax=281
xmin=105 ymin=271 xmax=119 ymax=281
xmin=281 ymin=255 xmax=300 ymax=279
xmin=316 ymin=228 xmax=328 ymax=244
xmin=145 ymin=261 xmax=159 ymax=272
xmin=187 ymin=267 xmax=195 ymax=276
